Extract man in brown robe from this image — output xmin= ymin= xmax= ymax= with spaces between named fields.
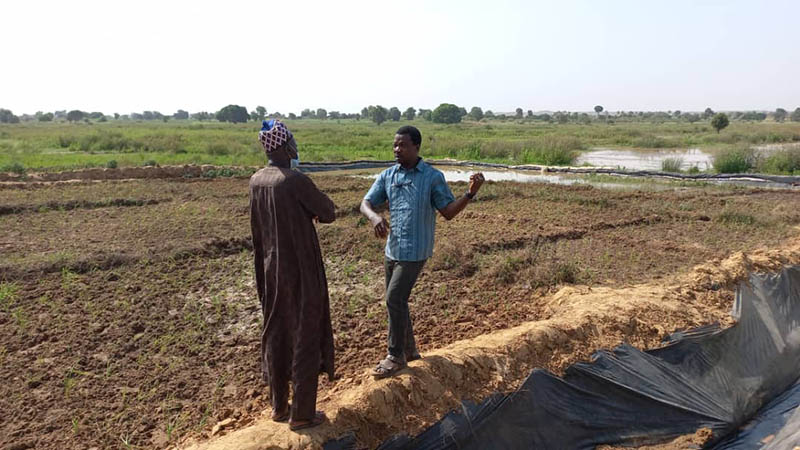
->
xmin=250 ymin=120 xmax=335 ymax=430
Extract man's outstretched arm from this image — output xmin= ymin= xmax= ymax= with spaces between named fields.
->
xmin=438 ymin=173 xmax=485 ymax=221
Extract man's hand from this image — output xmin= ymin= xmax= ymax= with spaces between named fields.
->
xmin=370 ymin=215 xmax=390 ymax=238
xmin=469 ymin=173 xmax=485 ymax=195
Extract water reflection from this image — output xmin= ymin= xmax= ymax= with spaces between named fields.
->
xmin=576 ymin=148 xmax=714 ymax=171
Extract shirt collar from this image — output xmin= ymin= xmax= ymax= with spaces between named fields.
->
xmin=398 ymin=157 xmax=425 ymax=173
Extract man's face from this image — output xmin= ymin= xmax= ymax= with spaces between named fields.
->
xmin=393 ymin=133 xmax=419 ymax=166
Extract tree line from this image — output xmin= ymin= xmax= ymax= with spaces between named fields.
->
xmin=2 ymin=105 xmax=800 ymax=125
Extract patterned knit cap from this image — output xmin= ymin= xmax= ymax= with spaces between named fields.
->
xmin=258 ymin=120 xmax=293 ymax=154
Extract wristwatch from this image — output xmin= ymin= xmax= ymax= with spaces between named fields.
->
xmin=465 ymin=191 xmax=475 ymax=200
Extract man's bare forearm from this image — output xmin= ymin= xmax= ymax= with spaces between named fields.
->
xmin=438 ymin=195 xmax=471 ymax=221
xmin=360 ymin=199 xmax=380 ymax=221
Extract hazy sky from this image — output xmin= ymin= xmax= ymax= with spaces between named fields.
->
xmin=3 ymin=0 xmax=799 ymax=115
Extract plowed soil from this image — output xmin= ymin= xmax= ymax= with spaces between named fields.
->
xmin=1 ymin=172 xmax=799 ymax=450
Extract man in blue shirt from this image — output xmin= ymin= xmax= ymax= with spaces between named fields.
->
xmin=361 ymin=125 xmax=485 ymax=378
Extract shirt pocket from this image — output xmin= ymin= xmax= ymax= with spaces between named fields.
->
xmin=389 ymin=174 xmax=415 ymax=212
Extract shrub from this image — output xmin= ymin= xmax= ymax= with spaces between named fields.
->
xmin=105 ymin=160 xmax=118 ymax=169
xmin=58 ymin=135 xmax=78 ymax=148
xmin=143 ymin=160 xmax=158 ymax=167
xmin=712 ymin=146 xmax=756 ymax=173
xmin=758 ymin=147 xmax=800 ymax=174
xmin=2 ymin=162 xmax=26 ymax=175
xmin=661 ymin=157 xmax=684 ymax=173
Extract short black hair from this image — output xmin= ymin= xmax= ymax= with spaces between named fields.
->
xmin=396 ymin=125 xmax=422 ymax=146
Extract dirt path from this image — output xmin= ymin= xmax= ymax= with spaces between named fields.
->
xmin=180 ymin=235 xmax=800 ymax=449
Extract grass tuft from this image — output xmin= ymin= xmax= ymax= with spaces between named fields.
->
xmin=713 ymin=146 xmax=757 ymax=173
xmin=661 ymin=157 xmax=684 ymax=173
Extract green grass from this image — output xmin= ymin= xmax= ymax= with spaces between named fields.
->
xmin=661 ymin=157 xmax=684 ymax=173
xmin=2 ymin=120 xmax=800 ymax=173
xmin=758 ymin=146 xmax=800 ymax=174
xmin=712 ymin=146 xmax=757 ymax=173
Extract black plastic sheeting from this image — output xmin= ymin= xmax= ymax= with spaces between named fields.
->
xmin=325 ymin=266 xmax=800 ymax=450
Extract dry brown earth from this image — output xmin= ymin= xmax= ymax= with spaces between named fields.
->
xmin=1 ymin=172 xmax=799 ymax=449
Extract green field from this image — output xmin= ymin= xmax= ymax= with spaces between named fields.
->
xmin=1 ymin=119 xmax=800 ymax=174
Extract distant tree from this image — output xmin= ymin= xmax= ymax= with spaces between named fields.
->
xmin=403 ymin=107 xmax=416 ymax=120
xmin=0 ymin=109 xmax=20 ymax=123
xmin=271 ymin=112 xmax=283 ymax=119
xmin=300 ymin=108 xmax=313 ymax=119
xmin=152 ymin=111 xmax=165 ymax=121
xmin=328 ymin=111 xmax=341 ymax=119
xmin=387 ymin=107 xmax=400 ymax=121
xmin=711 ymin=113 xmax=730 ymax=133
xmin=791 ymin=108 xmax=800 ymax=122
xmin=684 ymin=113 xmax=701 ymax=123
xmin=431 ymin=103 xmax=462 ymax=124
xmin=367 ymin=105 xmax=387 ymax=125
xmin=88 ymin=111 xmax=104 ymax=119
xmin=316 ymin=108 xmax=327 ymax=119
xmin=99 ymin=116 xmax=108 ymax=122
xmin=255 ymin=106 xmax=267 ymax=121
xmin=418 ymin=109 xmax=432 ymax=121
xmin=131 ymin=112 xmax=144 ymax=120
xmin=361 ymin=107 xmax=369 ymax=119
xmin=216 ymin=105 xmax=249 ymax=123
xmin=594 ymin=105 xmax=604 ymax=116
xmin=526 ymin=110 xmax=533 ymax=118
xmin=468 ymin=106 xmax=483 ymax=121
xmin=515 ymin=108 xmax=523 ymax=119
xmin=190 ymin=111 xmax=212 ymax=121
xmin=66 ymin=110 xmax=85 ymax=122
xmin=142 ymin=111 xmax=155 ymax=120
xmin=38 ymin=112 xmax=54 ymax=122
xmin=288 ymin=112 xmax=297 ymax=120
xmin=703 ymin=107 xmax=714 ymax=119
xmin=458 ymin=107 xmax=468 ymax=118
xmin=774 ymin=108 xmax=788 ymax=122
xmin=173 ymin=109 xmax=189 ymax=120
xmin=114 ymin=113 xmax=120 ymax=120
xmin=555 ymin=112 xmax=569 ymax=124
xmin=740 ymin=111 xmax=767 ymax=121
xmin=673 ymin=110 xmax=681 ymax=118
xmin=576 ymin=113 xmax=588 ymax=124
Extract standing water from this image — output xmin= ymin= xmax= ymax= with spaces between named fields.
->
xmin=576 ymin=148 xmax=714 ymax=171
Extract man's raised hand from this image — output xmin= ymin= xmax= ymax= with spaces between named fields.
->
xmin=469 ymin=173 xmax=485 ymax=195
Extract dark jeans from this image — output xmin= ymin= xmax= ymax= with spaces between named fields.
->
xmin=384 ymin=258 xmax=426 ymax=361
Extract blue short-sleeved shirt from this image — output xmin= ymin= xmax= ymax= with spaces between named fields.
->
xmin=364 ymin=159 xmax=455 ymax=262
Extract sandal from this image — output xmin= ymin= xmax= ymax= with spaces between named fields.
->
xmin=271 ymin=403 xmax=291 ymax=422
xmin=272 ymin=410 xmax=290 ymax=423
xmin=289 ymin=411 xmax=326 ymax=431
xmin=372 ymin=356 xmax=407 ymax=379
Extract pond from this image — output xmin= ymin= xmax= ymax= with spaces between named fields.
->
xmin=576 ymin=148 xmax=714 ymax=171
